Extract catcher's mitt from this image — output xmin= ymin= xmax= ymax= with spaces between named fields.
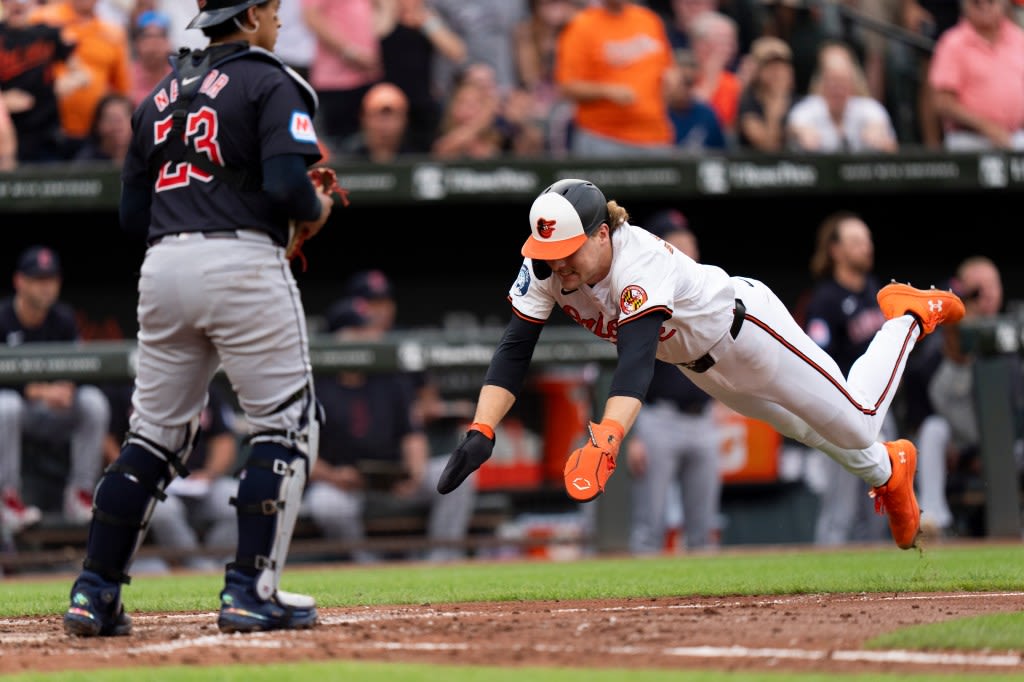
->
xmin=287 ymin=167 xmax=351 ymax=270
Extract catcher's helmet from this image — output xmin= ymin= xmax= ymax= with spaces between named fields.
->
xmin=187 ymin=0 xmax=265 ymax=30
xmin=522 ymin=179 xmax=609 ymax=260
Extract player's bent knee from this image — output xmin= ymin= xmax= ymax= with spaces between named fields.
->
xmin=76 ymin=385 xmax=111 ymax=428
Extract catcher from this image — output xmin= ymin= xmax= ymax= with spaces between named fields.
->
xmin=64 ymin=0 xmax=346 ymax=638
xmin=437 ymin=179 xmax=965 ymax=553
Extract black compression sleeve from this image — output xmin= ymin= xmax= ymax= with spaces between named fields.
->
xmin=119 ymin=181 xmax=152 ymax=241
xmin=263 ymin=153 xmax=321 ymax=222
xmin=483 ymin=314 xmax=544 ymax=398
xmin=610 ymin=312 xmax=668 ymax=400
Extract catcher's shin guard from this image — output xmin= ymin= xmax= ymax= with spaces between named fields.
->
xmin=84 ymin=436 xmax=194 ymax=583
xmin=233 ymin=381 xmax=320 ymax=599
xmin=230 ymin=443 xmax=310 ymax=600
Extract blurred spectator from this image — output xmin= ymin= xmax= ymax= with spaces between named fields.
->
xmin=803 ymin=212 xmax=891 ymax=546
xmin=152 ymin=0 xmax=207 ymax=52
xmin=929 ymin=0 xmax=1024 ymax=150
xmin=667 ymin=48 xmax=728 ymax=150
xmin=101 ymin=382 xmax=240 ymax=572
xmin=72 ymin=91 xmax=132 ymax=164
xmin=498 ymin=86 xmax=548 ymax=156
xmin=920 ymin=256 xmax=1010 ymax=536
xmin=277 ymin=0 xmax=315 ymax=81
xmin=375 ymin=0 xmax=467 ymax=154
xmin=340 ymin=268 xmax=473 ymax=433
xmin=339 ymin=81 xmax=415 ymax=163
xmin=898 ymin=0 xmax=958 ymax=149
xmin=0 ymin=245 xmax=110 ymax=528
xmin=0 ymin=86 xmax=14 ymax=170
xmin=555 ymin=0 xmax=676 ymax=157
xmin=123 ymin=1 xmax=206 ymax=52
xmin=128 ymin=9 xmax=171 ymax=107
xmin=431 ymin=65 xmax=505 ymax=160
xmin=786 ymin=40 xmax=899 ymax=152
xmin=737 ymin=36 xmax=796 ymax=151
xmin=302 ymin=0 xmax=383 ymax=152
xmin=0 ymin=0 xmax=85 ymax=163
xmin=513 ymin=0 xmax=581 ymax=156
xmin=305 ymin=297 xmax=477 ymax=563
xmin=759 ymin=0 xmax=832 ymax=96
xmin=689 ymin=10 xmax=741 ymax=137
xmin=29 ymin=0 xmax=132 ymax=157
xmin=431 ymin=0 xmax=529 ymax=98
xmin=663 ymin=0 xmax=717 ymax=56
xmin=628 ymin=210 xmax=723 ymax=555
xmin=343 ymin=269 xmax=398 ymax=335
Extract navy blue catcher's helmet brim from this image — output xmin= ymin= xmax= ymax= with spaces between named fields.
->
xmin=187 ymin=0 xmax=265 ymax=30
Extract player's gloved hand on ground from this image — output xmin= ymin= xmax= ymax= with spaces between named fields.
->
xmin=563 ymin=419 xmax=624 ymax=503
xmin=436 ymin=423 xmax=495 ymax=494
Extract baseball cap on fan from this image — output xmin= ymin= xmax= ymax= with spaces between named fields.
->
xmin=644 ymin=209 xmax=690 ymax=240
xmin=16 ymin=245 xmax=61 ymax=278
xmin=343 ymin=269 xmax=394 ymax=300
xmin=187 ymin=0 xmax=265 ymax=30
xmin=522 ymin=179 xmax=609 ymax=260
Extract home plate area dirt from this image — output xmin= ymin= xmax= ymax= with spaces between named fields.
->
xmin=2 ymin=592 xmax=1023 ymax=675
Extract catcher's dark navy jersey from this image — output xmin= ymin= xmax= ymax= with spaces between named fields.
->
xmin=122 ymin=46 xmax=322 ymax=246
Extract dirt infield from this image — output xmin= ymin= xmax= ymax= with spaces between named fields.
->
xmin=2 ymin=590 xmax=1023 ymax=675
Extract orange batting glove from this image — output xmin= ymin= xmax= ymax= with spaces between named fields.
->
xmin=563 ymin=418 xmax=624 ymax=503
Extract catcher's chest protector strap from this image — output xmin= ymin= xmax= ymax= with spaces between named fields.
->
xmin=149 ymin=43 xmax=316 ymax=191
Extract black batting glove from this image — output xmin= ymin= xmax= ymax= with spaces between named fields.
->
xmin=437 ymin=427 xmax=495 ymax=494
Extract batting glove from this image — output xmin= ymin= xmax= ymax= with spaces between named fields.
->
xmin=563 ymin=419 xmax=624 ymax=503
xmin=436 ymin=423 xmax=495 ymax=494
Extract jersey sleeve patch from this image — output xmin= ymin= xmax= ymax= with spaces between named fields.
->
xmin=289 ymin=111 xmax=317 ymax=143
xmin=619 ymin=284 xmax=648 ymax=315
xmin=513 ymin=264 xmax=531 ymax=297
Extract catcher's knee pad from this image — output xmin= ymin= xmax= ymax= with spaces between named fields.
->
xmin=124 ymin=411 xmax=203 ymax=478
xmin=86 ymin=442 xmax=177 ymax=583
xmin=230 ymin=442 xmax=309 ymax=600
xmin=246 ymin=382 xmax=321 ymax=466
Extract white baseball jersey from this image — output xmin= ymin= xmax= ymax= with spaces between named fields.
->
xmin=506 ymin=220 xmax=928 ymax=490
xmin=510 ymin=223 xmax=736 ymax=364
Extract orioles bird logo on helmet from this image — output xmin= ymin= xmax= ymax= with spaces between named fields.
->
xmin=536 ymin=217 xmax=556 ymax=239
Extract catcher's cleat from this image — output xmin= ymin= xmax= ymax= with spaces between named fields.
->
xmin=876 ymin=283 xmax=964 ymax=336
xmin=870 ymin=439 xmax=921 ymax=550
xmin=64 ymin=571 xmax=132 ymax=637
xmin=217 ymin=569 xmax=318 ymax=633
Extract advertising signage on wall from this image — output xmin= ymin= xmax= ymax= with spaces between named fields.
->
xmin=1 ymin=153 xmax=1023 ymax=211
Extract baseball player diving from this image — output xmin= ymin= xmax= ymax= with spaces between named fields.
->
xmin=64 ymin=0 xmax=336 ymax=636
xmin=438 ymin=179 xmax=965 ymax=554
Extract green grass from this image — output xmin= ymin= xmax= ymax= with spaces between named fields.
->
xmin=6 ymin=544 xmax=1024 ymax=617
xmin=3 ymin=661 xmax=1024 ymax=682
xmin=4 ymin=544 xmax=1024 ymax=681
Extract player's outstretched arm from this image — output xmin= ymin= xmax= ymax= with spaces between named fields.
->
xmin=436 ymin=385 xmax=516 ymax=494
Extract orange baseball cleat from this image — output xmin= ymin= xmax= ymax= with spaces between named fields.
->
xmin=870 ymin=439 xmax=921 ymax=550
xmin=876 ymin=282 xmax=965 ymax=336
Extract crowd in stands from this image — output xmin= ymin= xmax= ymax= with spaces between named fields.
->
xmin=2 ymin=0 xmax=1023 ymax=171
xmin=1 ymin=0 xmax=1022 ymax=568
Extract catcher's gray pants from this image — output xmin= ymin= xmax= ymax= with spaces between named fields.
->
xmin=0 ymin=386 xmax=108 ymax=496
xmin=130 ymin=230 xmax=311 ymax=453
xmin=629 ymin=400 xmax=721 ymax=553
xmin=304 ymin=456 xmax=476 ymax=563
